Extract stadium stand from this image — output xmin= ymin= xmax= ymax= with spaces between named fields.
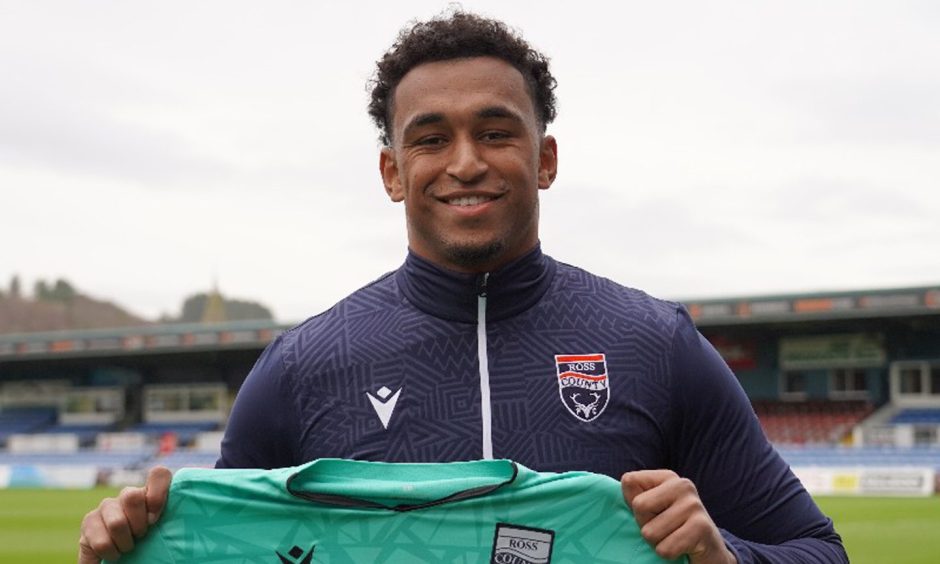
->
xmin=0 ymin=450 xmax=153 ymax=468
xmin=1 ymin=287 xmax=938 ymax=491
xmin=890 ymin=408 xmax=940 ymax=424
xmin=777 ymin=445 xmax=940 ymax=471
xmin=0 ymin=407 xmax=57 ymax=446
xmin=153 ymin=450 xmax=220 ymax=471
xmin=132 ymin=422 xmax=221 ymax=446
xmin=48 ymin=423 xmax=115 ymax=447
xmin=752 ymin=400 xmax=875 ymax=445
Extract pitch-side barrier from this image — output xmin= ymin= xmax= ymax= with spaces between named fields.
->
xmin=792 ymin=466 xmax=936 ymax=496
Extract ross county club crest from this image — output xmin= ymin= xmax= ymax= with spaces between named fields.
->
xmin=554 ymin=353 xmax=610 ymax=422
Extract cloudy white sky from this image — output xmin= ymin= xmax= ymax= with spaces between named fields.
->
xmin=1 ymin=1 xmax=938 ymax=323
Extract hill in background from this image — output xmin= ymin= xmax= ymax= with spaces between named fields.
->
xmin=0 ymin=276 xmax=273 ymax=334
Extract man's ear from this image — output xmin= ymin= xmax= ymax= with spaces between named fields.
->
xmin=380 ymin=147 xmax=404 ymax=202
xmin=537 ymin=135 xmax=558 ymax=190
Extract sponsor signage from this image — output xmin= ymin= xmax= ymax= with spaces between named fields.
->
xmin=792 ymin=467 xmax=935 ymax=497
xmin=0 ymin=465 xmax=98 ymax=489
xmin=779 ymin=334 xmax=885 ymax=369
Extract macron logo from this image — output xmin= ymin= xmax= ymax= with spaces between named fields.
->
xmin=366 ymin=385 xmax=402 ymax=429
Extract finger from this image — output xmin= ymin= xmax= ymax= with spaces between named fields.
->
xmin=621 ymin=469 xmax=678 ymax=505
xmin=79 ymin=510 xmax=121 ymax=562
xmin=100 ymin=498 xmax=136 ymax=553
xmin=630 ymin=475 xmax=697 ymax=518
xmin=78 ymin=535 xmax=99 ymax=564
xmin=145 ymin=466 xmax=172 ymax=524
xmin=651 ymin=512 xmax=717 ymax=562
xmin=638 ymin=491 xmax=701 ymax=546
xmin=118 ymin=486 xmax=149 ymax=539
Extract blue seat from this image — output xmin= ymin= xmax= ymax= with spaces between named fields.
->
xmin=890 ymin=408 xmax=940 ymax=424
xmin=775 ymin=446 xmax=940 ymax=470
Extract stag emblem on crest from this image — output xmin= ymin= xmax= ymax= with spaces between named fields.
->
xmin=555 ymin=353 xmax=610 ymax=423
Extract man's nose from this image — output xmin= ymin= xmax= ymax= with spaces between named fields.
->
xmin=446 ymin=137 xmax=488 ymax=183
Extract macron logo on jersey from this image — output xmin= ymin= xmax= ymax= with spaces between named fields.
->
xmin=555 ymin=354 xmax=610 ymax=423
xmin=366 ymin=385 xmax=402 ymax=429
xmin=275 ymin=544 xmax=315 ymax=564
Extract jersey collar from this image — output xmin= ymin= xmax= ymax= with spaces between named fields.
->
xmin=286 ymin=458 xmax=519 ymax=512
xmin=396 ymin=244 xmax=557 ymax=323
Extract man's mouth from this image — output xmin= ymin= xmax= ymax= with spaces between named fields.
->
xmin=444 ymin=195 xmax=498 ymax=207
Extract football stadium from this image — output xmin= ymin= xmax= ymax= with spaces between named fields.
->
xmin=1 ymin=284 xmax=939 ymax=562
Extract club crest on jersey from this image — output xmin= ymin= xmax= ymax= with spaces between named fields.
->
xmin=491 ymin=523 xmax=554 ymax=564
xmin=555 ymin=353 xmax=609 ymax=422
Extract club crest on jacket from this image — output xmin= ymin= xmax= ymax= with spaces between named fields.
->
xmin=554 ymin=354 xmax=609 ymax=422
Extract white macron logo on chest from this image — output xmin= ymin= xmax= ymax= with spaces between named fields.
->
xmin=366 ymin=385 xmax=402 ymax=429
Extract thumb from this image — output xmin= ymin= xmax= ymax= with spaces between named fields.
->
xmin=145 ymin=466 xmax=172 ymax=525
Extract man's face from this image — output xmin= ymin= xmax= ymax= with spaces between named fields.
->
xmin=380 ymin=56 xmax=557 ymax=273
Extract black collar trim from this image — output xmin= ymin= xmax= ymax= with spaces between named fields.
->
xmin=286 ymin=462 xmax=519 ymax=513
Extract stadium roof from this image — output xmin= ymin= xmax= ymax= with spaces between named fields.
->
xmin=0 ymin=319 xmax=289 ymax=361
xmin=1 ymin=285 xmax=938 ymax=360
xmin=684 ymin=285 xmax=940 ymax=327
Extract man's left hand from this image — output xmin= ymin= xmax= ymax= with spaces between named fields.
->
xmin=621 ymin=469 xmax=736 ymax=564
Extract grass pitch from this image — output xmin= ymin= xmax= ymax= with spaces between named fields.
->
xmin=0 ymin=487 xmax=119 ymax=564
xmin=815 ymin=496 xmax=940 ymax=564
xmin=0 ymin=489 xmax=938 ymax=563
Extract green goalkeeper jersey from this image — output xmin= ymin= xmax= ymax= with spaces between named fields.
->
xmin=112 ymin=459 xmax=682 ymax=563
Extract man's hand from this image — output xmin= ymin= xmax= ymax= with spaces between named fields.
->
xmin=78 ymin=466 xmax=172 ymax=563
xmin=622 ymin=469 xmax=736 ymax=564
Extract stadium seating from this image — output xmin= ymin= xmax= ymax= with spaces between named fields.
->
xmin=0 ymin=407 xmax=57 ymax=446
xmin=0 ymin=450 xmax=153 ymax=468
xmin=776 ymin=445 xmax=940 ymax=471
xmin=751 ymin=400 xmax=874 ymax=445
xmin=49 ymin=423 xmax=115 ymax=447
xmin=132 ymin=422 xmax=221 ymax=445
xmin=2 ymin=399 xmax=930 ymax=478
xmin=154 ymin=450 xmax=220 ymax=471
xmin=890 ymin=408 xmax=940 ymax=424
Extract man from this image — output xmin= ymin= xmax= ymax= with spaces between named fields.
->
xmin=80 ymin=12 xmax=847 ymax=563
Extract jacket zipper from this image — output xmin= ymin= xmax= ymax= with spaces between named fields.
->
xmin=476 ymin=272 xmax=493 ymax=459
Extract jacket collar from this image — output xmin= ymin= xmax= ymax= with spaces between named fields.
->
xmin=396 ymin=245 xmax=556 ymax=323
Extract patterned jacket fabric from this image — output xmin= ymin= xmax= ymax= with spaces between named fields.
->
xmin=218 ymin=245 xmax=847 ymax=563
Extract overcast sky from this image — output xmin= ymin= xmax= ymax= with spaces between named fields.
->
xmin=1 ymin=1 xmax=938 ymax=323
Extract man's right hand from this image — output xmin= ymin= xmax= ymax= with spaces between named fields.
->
xmin=78 ymin=466 xmax=172 ymax=563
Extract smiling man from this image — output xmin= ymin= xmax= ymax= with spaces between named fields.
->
xmin=379 ymin=56 xmax=557 ymax=274
xmin=80 ymin=12 xmax=847 ymax=564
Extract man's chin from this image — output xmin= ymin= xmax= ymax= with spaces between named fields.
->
xmin=444 ymin=241 xmax=505 ymax=271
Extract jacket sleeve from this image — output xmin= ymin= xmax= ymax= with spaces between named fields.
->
xmin=216 ymin=335 xmax=300 ymax=469
xmin=668 ymin=308 xmax=848 ymax=564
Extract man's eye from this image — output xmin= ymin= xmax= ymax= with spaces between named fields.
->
xmin=415 ymin=136 xmax=446 ymax=146
xmin=481 ymin=131 xmax=510 ymax=141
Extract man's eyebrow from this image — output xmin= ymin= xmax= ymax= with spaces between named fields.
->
xmin=476 ymin=106 xmax=524 ymax=123
xmin=401 ymin=106 xmax=524 ymax=138
xmin=402 ymin=112 xmax=444 ymax=136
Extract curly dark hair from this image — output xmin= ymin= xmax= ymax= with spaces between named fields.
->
xmin=368 ymin=11 xmax=557 ymax=146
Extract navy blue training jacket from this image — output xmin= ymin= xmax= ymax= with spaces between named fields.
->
xmin=218 ymin=245 xmax=847 ymax=563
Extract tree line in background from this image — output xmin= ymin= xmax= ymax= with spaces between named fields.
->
xmin=2 ymin=275 xmax=80 ymax=303
xmin=0 ymin=275 xmax=273 ymax=334
xmin=166 ymin=292 xmax=273 ymax=324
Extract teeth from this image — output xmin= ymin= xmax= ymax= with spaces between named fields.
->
xmin=448 ymin=196 xmax=492 ymax=207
